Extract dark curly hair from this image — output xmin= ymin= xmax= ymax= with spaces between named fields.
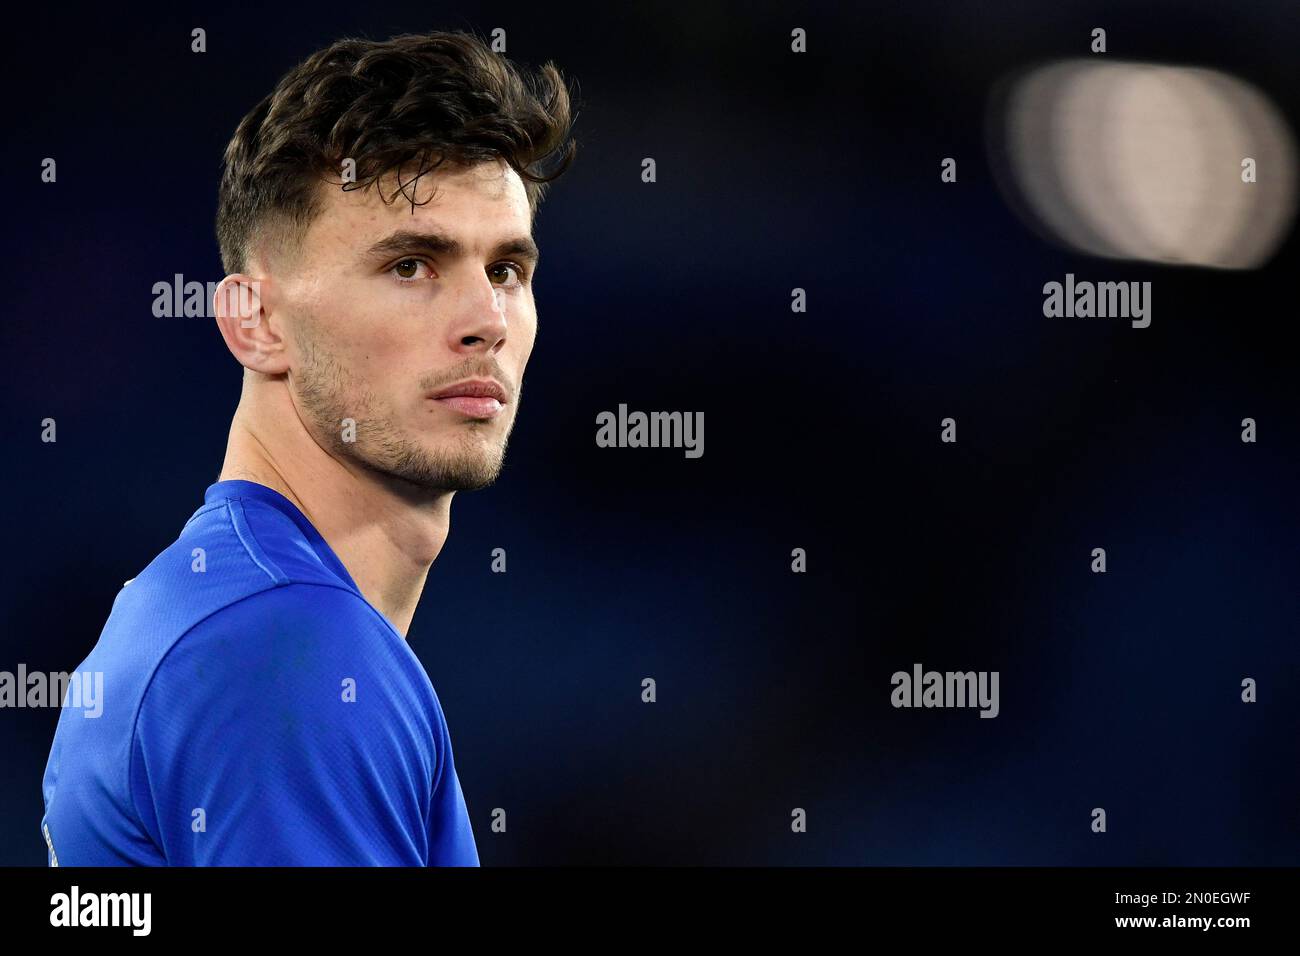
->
xmin=216 ymin=30 xmax=577 ymax=275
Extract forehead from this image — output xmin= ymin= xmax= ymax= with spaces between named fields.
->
xmin=314 ymin=159 xmax=531 ymax=249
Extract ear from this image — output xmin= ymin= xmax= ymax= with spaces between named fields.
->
xmin=213 ymin=273 xmax=290 ymax=375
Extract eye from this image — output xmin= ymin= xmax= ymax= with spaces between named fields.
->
xmin=488 ymin=261 xmax=527 ymax=287
xmin=391 ymin=258 xmax=433 ymax=283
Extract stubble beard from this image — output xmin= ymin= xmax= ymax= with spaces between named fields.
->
xmin=293 ymin=331 xmax=513 ymax=493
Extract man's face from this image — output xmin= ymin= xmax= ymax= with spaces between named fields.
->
xmin=271 ymin=158 xmax=539 ymax=492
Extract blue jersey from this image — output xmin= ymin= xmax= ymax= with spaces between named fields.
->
xmin=40 ymin=479 xmax=479 ymax=866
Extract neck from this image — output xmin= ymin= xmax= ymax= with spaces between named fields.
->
xmin=218 ymin=375 xmax=452 ymax=638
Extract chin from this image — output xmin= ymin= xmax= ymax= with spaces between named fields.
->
xmin=431 ymin=447 xmax=508 ymax=490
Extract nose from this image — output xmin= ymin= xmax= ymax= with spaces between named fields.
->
xmin=446 ymin=273 xmax=508 ymax=355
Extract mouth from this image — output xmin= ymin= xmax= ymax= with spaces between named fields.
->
xmin=427 ymin=379 xmax=509 ymax=420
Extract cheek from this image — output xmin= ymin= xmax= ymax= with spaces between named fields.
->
xmin=513 ymin=309 xmax=539 ymax=365
xmin=306 ymin=289 xmax=417 ymax=379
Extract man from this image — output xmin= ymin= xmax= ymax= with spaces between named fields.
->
xmin=39 ymin=30 xmax=576 ymax=865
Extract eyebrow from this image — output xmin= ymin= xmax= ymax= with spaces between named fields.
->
xmin=363 ymin=229 xmax=540 ymax=266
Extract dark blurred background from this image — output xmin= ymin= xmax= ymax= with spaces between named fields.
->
xmin=2 ymin=0 xmax=1297 ymax=865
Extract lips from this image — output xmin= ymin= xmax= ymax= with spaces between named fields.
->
xmin=428 ymin=379 xmax=508 ymax=419
xmin=430 ymin=379 xmax=507 ymax=402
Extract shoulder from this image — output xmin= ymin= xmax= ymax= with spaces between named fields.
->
xmin=142 ymin=581 xmax=438 ymax=729
xmin=174 ymin=489 xmax=349 ymax=590
xmin=105 ymin=492 xmax=352 ymax=671
xmin=130 ymin=583 xmax=443 ymax=863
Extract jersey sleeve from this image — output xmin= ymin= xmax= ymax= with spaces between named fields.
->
xmin=130 ymin=583 xmax=439 ymax=866
xmin=426 ymin=695 xmax=480 ymax=864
